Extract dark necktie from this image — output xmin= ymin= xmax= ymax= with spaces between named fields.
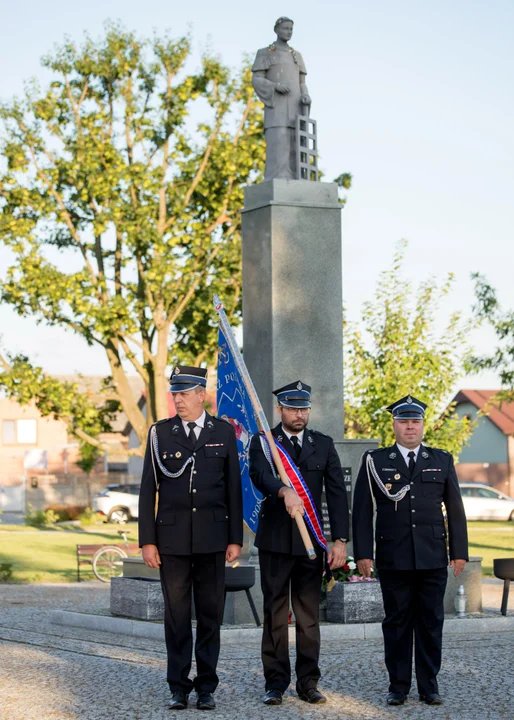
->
xmin=187 ymin=422 xmax=197 ymax=448
xmin=408 ymin=450 xmax=416 ymax=476
xmin=291 ymin=435 xmax=301 ymax=463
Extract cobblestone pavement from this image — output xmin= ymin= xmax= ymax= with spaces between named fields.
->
xmin=0 ymin=584 xmax=513 ymax=720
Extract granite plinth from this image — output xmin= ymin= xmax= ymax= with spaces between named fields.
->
xmin=326 ymin=581 xmax=383 ymax=624
xmin=119 ymin=558 xmax=263 ymax=625
xmin=326 ymin=558 xmax=483 ymax=623
xmin=110 ymin=576 xmax=164 ymax=621
xmin=242 ymin=179 xmax=343 ymax=434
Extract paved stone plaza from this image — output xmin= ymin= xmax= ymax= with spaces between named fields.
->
xmin=0 ymin=584 xmax=512 ymax=720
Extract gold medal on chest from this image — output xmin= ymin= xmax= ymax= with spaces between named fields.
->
xmin=386 ymin=483 xmax=392 ymax=490
xmin=394 ymin=473 xmax=401 ymax=480
xmin=175 ymin=451 xmax=182 ymax=458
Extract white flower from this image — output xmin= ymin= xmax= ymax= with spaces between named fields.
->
xmin=348 ymin=561 xmax=357 ymax=570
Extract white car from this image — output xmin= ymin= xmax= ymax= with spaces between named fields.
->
xmin=93 ymin=484 xmax=140 ymax=523
xmin=460 ymin=483 xmax=514 ymax=521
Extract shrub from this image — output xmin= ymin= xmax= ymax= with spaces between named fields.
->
xmin=24 ymin=506 xmax=59 ymax=527
xmin=78 ymin=507 xmax=103 ymax=527
xmin=45 ymin=504 xmax=86 ymax=522
xmin=0 ymin=562 xmax=13 ymax=581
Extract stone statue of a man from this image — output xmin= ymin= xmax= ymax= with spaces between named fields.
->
xmin=252 ymin=17 xmax=311 ymax=181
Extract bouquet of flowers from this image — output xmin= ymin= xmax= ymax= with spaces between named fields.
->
xmin=331 ymin=556 xmax=377 ymax=583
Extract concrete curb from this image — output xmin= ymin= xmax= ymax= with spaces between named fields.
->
xmin=51 ymin=610 xmax=514 ymax=644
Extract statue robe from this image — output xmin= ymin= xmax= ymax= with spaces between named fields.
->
xmin=252 ymin=46 xmax=309 ymax=180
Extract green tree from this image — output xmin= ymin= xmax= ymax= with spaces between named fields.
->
xmin=0 ymin=352 xmax=118 ymax=449
xmin=469 ymin=274 xmax=514 ymax=401
xmin=0 ymin=22 xmax=264 ymax=454
xmin=344 ymin=243 xmax=474 ymax=455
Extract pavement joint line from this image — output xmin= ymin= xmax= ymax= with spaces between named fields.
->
xmin=51 ymin=609 xmax=514 ymax=643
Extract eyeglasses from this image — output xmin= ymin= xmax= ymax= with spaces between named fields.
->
xmin=284 ymin=407 xmax=311 ymax=415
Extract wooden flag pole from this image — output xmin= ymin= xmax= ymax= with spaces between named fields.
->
xmin=214 ymin=295 xmax=316 ymax=560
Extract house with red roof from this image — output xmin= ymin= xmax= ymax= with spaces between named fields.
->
xmin=453 ymin=390 xmax=514 ymax=499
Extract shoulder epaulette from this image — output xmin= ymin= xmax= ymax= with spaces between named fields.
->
xmin=213 ymin=415 xmax=231 ymax=427
xmin=424 ymin=446 xmax=450 ymax=455
xmin=153 ymin=417 xmax=172 ymax=426
xmin=311 ymin=429 xmax=331 ymax=438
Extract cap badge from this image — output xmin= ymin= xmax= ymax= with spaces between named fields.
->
xmin=174 ymin=366 xmax=180 ymax=375
xmin=389 ymin=452 xmax=397 ymax=459
xmin=394 ymin=473 xmax=401 ymax=480
xmin=422 ymin=451 xmax=429 ymax=459
xmin=297 ymin=382 xmax=303 ymax=390
xmin=175 ymin=451 xmax=182 ymax=458
xmin=407 ymin=395 xmax=413 ymax=403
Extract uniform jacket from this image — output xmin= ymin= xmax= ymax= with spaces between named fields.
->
xmin=138 ymin=413 xmax=243 ymax=555
xmin=352 ymin=443 xmax=468 ymax=571
xmin=249 ymin=423 xmax=349 ymax=555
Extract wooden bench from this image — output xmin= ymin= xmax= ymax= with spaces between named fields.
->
xmin=76 ymin=543 xmax=141 ymax=581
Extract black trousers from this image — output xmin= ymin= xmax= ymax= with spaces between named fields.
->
xmin=160 ymin=552 xmax=225 ymax=694
xmin=259 ymin=549 xmax=324 ymax=694
xmin=378 ymin=568 xmax=448 ymax=696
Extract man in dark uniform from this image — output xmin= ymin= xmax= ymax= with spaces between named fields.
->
xmin=138 ymin=365 xmax=243 ymax=711
xmin=352 ymin=395 xmax=468 ymax=707
xmin=249 ymin=381 xmax=349 ymax=706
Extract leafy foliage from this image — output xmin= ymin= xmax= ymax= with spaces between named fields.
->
xmin=0 ymin=22 xmax=265 ymax=452
xmin=468 ymin=274 xmax=514 ymax=401
xmin=0 ymin=352 xmax=118 ymax=449
xmin=344 ymin=242 xmax=474 ymax=456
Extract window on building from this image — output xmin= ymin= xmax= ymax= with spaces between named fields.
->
xmin=3 ymin=420 xmax=16 ymax=444
xmin=2 ymin=419 xmax=37 ymax=444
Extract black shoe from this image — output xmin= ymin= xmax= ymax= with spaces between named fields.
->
xmin=169 ymin=691 xmax=189 ymax=710
xmin=386 ymin=692 xmax=407 ymax=706
xmin=419 ymin=693 xmax=442 ymax=705
xmin=298 ymin=688 xmax=327 ymax=704
xmin=197 ymin=692 xmax=216 ymax=710
xmin=263 ymin=689 xmax=283 ymax=705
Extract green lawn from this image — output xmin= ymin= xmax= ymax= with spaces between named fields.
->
xmin=0 ymin=520 xmax=511 ymax=583
xmin=0 ymin=522 xmax=140 ymax=583
xmin=467 ymin=521 xmax=514 ymax=576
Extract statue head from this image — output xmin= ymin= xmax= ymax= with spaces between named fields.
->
xmin=274 ymin=16 xmax=294 ymax=42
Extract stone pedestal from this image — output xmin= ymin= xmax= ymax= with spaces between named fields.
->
xmin=326 ymin=580 xmax=383 ymax=624
xmin=111 ymin=576 xmax=164 ymax=621
xmin=242 ymin=179 xmax=343 ymax=433
xmin=119 ymin=558 xmax=262 ymax=625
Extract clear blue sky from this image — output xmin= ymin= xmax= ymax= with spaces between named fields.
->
xmin=1 ymin=0 xmax=513 ymax=392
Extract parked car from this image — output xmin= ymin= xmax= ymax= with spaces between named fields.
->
xmin=93 ymin=484 xmax=140 ymax=523
xmin=460 ymin=483 xmax=514 ymax=521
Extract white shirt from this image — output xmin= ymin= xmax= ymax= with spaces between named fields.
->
xmin=396 ymin=442 xmax=421 ymax=468
xmin=182 ymin=410 xmax=206 ymax=440
xmin=283 ymin=428 xmax=305 ymax=447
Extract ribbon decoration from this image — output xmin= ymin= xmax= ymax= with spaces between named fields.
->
xmin=259 ymin=433 xmax=327 ymax=552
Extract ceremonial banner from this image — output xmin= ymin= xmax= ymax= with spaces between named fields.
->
xmin=216 ymin=326 xmax=262 ymax=533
